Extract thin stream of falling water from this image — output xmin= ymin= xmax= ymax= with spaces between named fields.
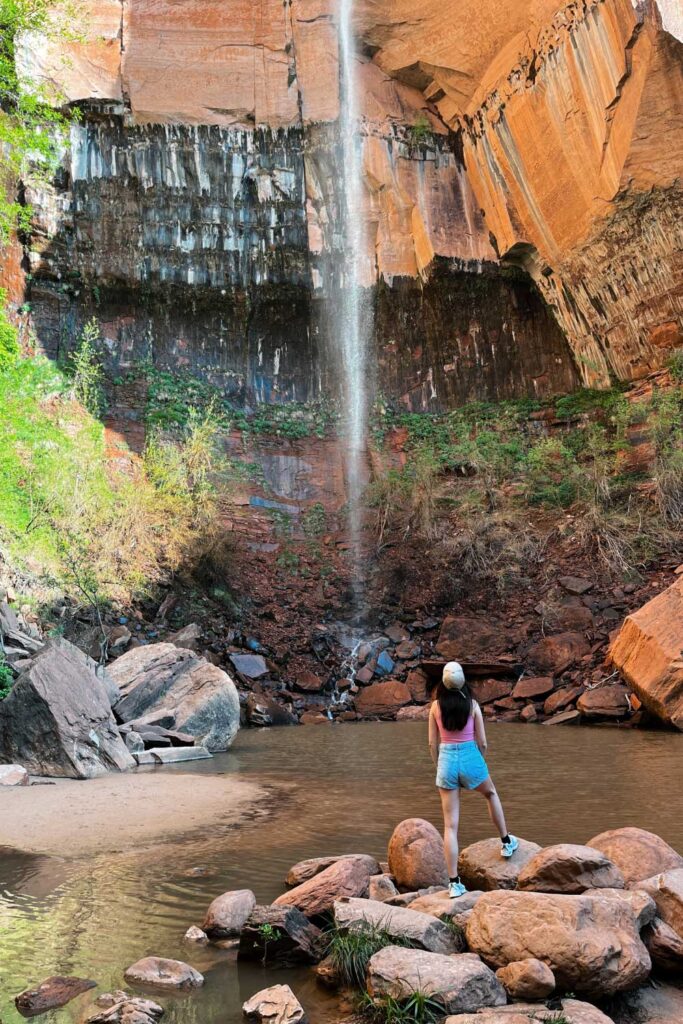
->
xmin=339 ymin=0 xmax=371 ymax=574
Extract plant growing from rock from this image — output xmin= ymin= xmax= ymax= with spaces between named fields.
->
xmin=67 ymin=319 xmax=105 ymax=416
xmin=256 ymin=922 xmax=283 ymax=965
xmin=327 ymin=922 xmax=419 ymax=990
xmin=0 ymin=652 xmax=14 ymax=699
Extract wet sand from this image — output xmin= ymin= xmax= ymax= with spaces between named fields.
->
xmin=0 ymin=769 xmax=267 ymax=857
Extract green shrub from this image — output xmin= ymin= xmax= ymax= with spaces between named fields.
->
xmin=0 ymin=294 xmax=20 ymax=371
xmin=666 ymin=348 xmax=683 ymax=384
xmin=0 ymin=653 xmax=13 ymax=699
xmin=67 ymin=319 xmax=105 ymax=415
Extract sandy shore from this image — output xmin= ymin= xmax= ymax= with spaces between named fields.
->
xmin=0 ymin=769 xmax=267 ymax=857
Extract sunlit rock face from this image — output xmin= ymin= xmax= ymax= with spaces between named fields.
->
xmin=20 ymin=0 xmax=680 ymax=404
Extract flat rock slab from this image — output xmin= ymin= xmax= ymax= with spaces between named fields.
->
xmin=367 ymin=946 xmax=506 ymax=1014
xmin=124 ymin=956 xmax=204 ymax=990
xmin=151 ymin=746 xmax=211 ymax=763
xmin=466 ymin=888 xmax=652 ymax=996
xmin=334 ymin=897 xmax=462 ymax=954
xmin=587 ymin=826 xmax=683 ymax=884
xmin=229 ymin=653 xmax=268 ymax=679
xmin=242 ymin=984 xmax=305 ymax=1024
xmin=408 ymin=888 xmax=484 ymax=920
xmin=445 ymin=998 xmax=614 ymax=1023
xmin=517 ymin=843 xmax=625 ymax=893
xmin=458 ymin=837 xmax=541 ymax=891
xmin=274 ymin=855 xmax=379 ymax=916
xmin=15 ymin=976 xmax=97 ymax=1016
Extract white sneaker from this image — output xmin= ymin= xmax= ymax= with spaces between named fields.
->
xmin=501 ymin=835 xmax=519 ymax=858
xmin=448 ymin=881 xmax=467 ymax=898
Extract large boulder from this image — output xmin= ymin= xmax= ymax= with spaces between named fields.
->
xmin=242 ymin=984 xmax=305 ymax=1024
xmin=111 ymin=643 xmax=240 ymax=750
xmin=354 ymin=681 xmax=411 ymax=718
xmin=0 ymin=640 xmax=134 ymax=778
xmin=608 ymin=575 xmax=683 ymax=729
xmin=458 ymin=837 xmax=541 ymax=891
xmin=495 ymin=958 xmax=555 ymax=1000
xmin=636 ymin=869 xmax=683 ymax=940
xmin=238 ymin=905 xmax=324 ymax=965
xmin=527 ymin=633 xmax=590 ymax=674
xmin=465 ymin=889 xmax=653 ymax=996
xmin=577 ymin=685 xmax=631 ymax=719
xmin=366 ymin=946 xmax=506 ymax=1014
xmin=123 ymin=957 xmax=203 ymax=990
xmin=587 ymin=827 xmax=683 ymax=884
xmin=436 ymin=617 xmax=503 ymax=661
xmin=388 ymin=818 xmax=448 ymax=890
xmin=274 ymin=855 xmax=379 ymax=916
xmin=202 ymin=888 xmax=256 ymax=939
xmin=333 ymin=897 xmax=462 ymax=954
xmin=517 ymin=843 xmax=625 ymax=893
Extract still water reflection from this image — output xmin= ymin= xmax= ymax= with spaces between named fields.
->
xmin=1 ymin=721 xmax=681 ymax=1024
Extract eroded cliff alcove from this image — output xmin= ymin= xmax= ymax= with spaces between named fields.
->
xmin=14 ymin=0 xmax=680 ymax=418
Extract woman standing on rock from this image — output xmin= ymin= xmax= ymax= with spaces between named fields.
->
xmin=429 ymin=661 xmax=518 ymax=897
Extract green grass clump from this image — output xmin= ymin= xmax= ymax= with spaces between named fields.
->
xmin=358 ymin=991 xmax=445 ymax=1024
xmin=0 ymin=654 xmax=13 ymax=699
xmin=327 ymin=923 xmax=420 ymax=990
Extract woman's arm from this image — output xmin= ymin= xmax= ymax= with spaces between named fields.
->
xmin=428 ymin=702 xmax=440 ymax=766
xmin=473 ymin=701 xmax=488 ymax=756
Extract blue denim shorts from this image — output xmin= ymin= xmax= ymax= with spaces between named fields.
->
xmin=436 ymin=741 xmax=489 ymax=790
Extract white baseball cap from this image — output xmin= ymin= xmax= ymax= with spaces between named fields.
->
xmin=442 ymin=661 xmax=466 ymax=690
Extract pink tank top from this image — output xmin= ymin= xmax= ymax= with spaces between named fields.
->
xmin=434 ymin=700 xmax=475 ymax=743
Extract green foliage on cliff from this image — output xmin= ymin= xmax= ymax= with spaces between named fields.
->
xmin=64 ymin=318 xmax=105 ymax=415
xmin=0 ymin=289 xmax=20 ymax=368
xmin=369 ymin=381 xmax=683 ymax=577
xmin=0 ymin=653 xmax=13 ymax=699
xmin=0 ymin=0 xmax=80 ymax=245
xmin=0 ymin=352 xmax=227 ymax=605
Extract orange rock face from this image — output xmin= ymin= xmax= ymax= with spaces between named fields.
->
xmin=608 ymin=576 xmax=683 ymax=730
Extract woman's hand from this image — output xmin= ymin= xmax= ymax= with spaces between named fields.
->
xmin=428 ymin=701 xmax=440 ymax=766
xmin=473 ymin=701 xmax=488 ymax=756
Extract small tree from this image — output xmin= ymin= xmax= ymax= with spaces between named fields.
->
xmin=68 ymin=318 xmax=105 ymax=415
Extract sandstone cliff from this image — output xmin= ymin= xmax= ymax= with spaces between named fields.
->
xmin=13 ymin=0 xmax=683 ymax=406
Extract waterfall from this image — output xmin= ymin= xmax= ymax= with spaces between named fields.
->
xmin=339 ymin=0 xmax=371 ymax=569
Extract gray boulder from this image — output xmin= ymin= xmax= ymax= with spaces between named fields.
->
xmin=367 ymin=946 xmax=506 ymax=1014
xmin=334 ymin=897 xmax=462 ymax=954
xmin=111 ymin=643 xmax=240 ymax=750
xmin=0 ymin=640 xmax=134 ymax=778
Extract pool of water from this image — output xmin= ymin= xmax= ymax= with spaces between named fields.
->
xmin=1 ymin=721 xmax=681 ymax=1023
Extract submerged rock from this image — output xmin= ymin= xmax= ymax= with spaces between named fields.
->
xmin=112 ymin=644 xmax=240 ymax=750
xmin=387 ymin=818 xmax=448 ymax=890
xmin=0 ymin=640 xmax=134 ymax=779
xmin=242 ymin=984 xmax=305 ymax=1024
xmin=367 ymin=946 xmax=506 ymax=1014
xmin=466 ymin=889 xmax=652 ymax=996
xmin=15 ymin=976 xmax=96 ymax=1016
xmin=85 ymin=991 xmax=164 ymax=1024
xmin=274 ymin=855 xmax=379 ymax=916
xmin=123 ymin=956 xmax=204 ymax=990
xmin=246 ymin=693 xmax=298 ymax=727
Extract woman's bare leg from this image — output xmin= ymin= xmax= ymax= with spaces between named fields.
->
xmin=475 ymin=777 xmax=508 ymax=838
xmin=438 ymin=787 xmax=461 ymax=877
